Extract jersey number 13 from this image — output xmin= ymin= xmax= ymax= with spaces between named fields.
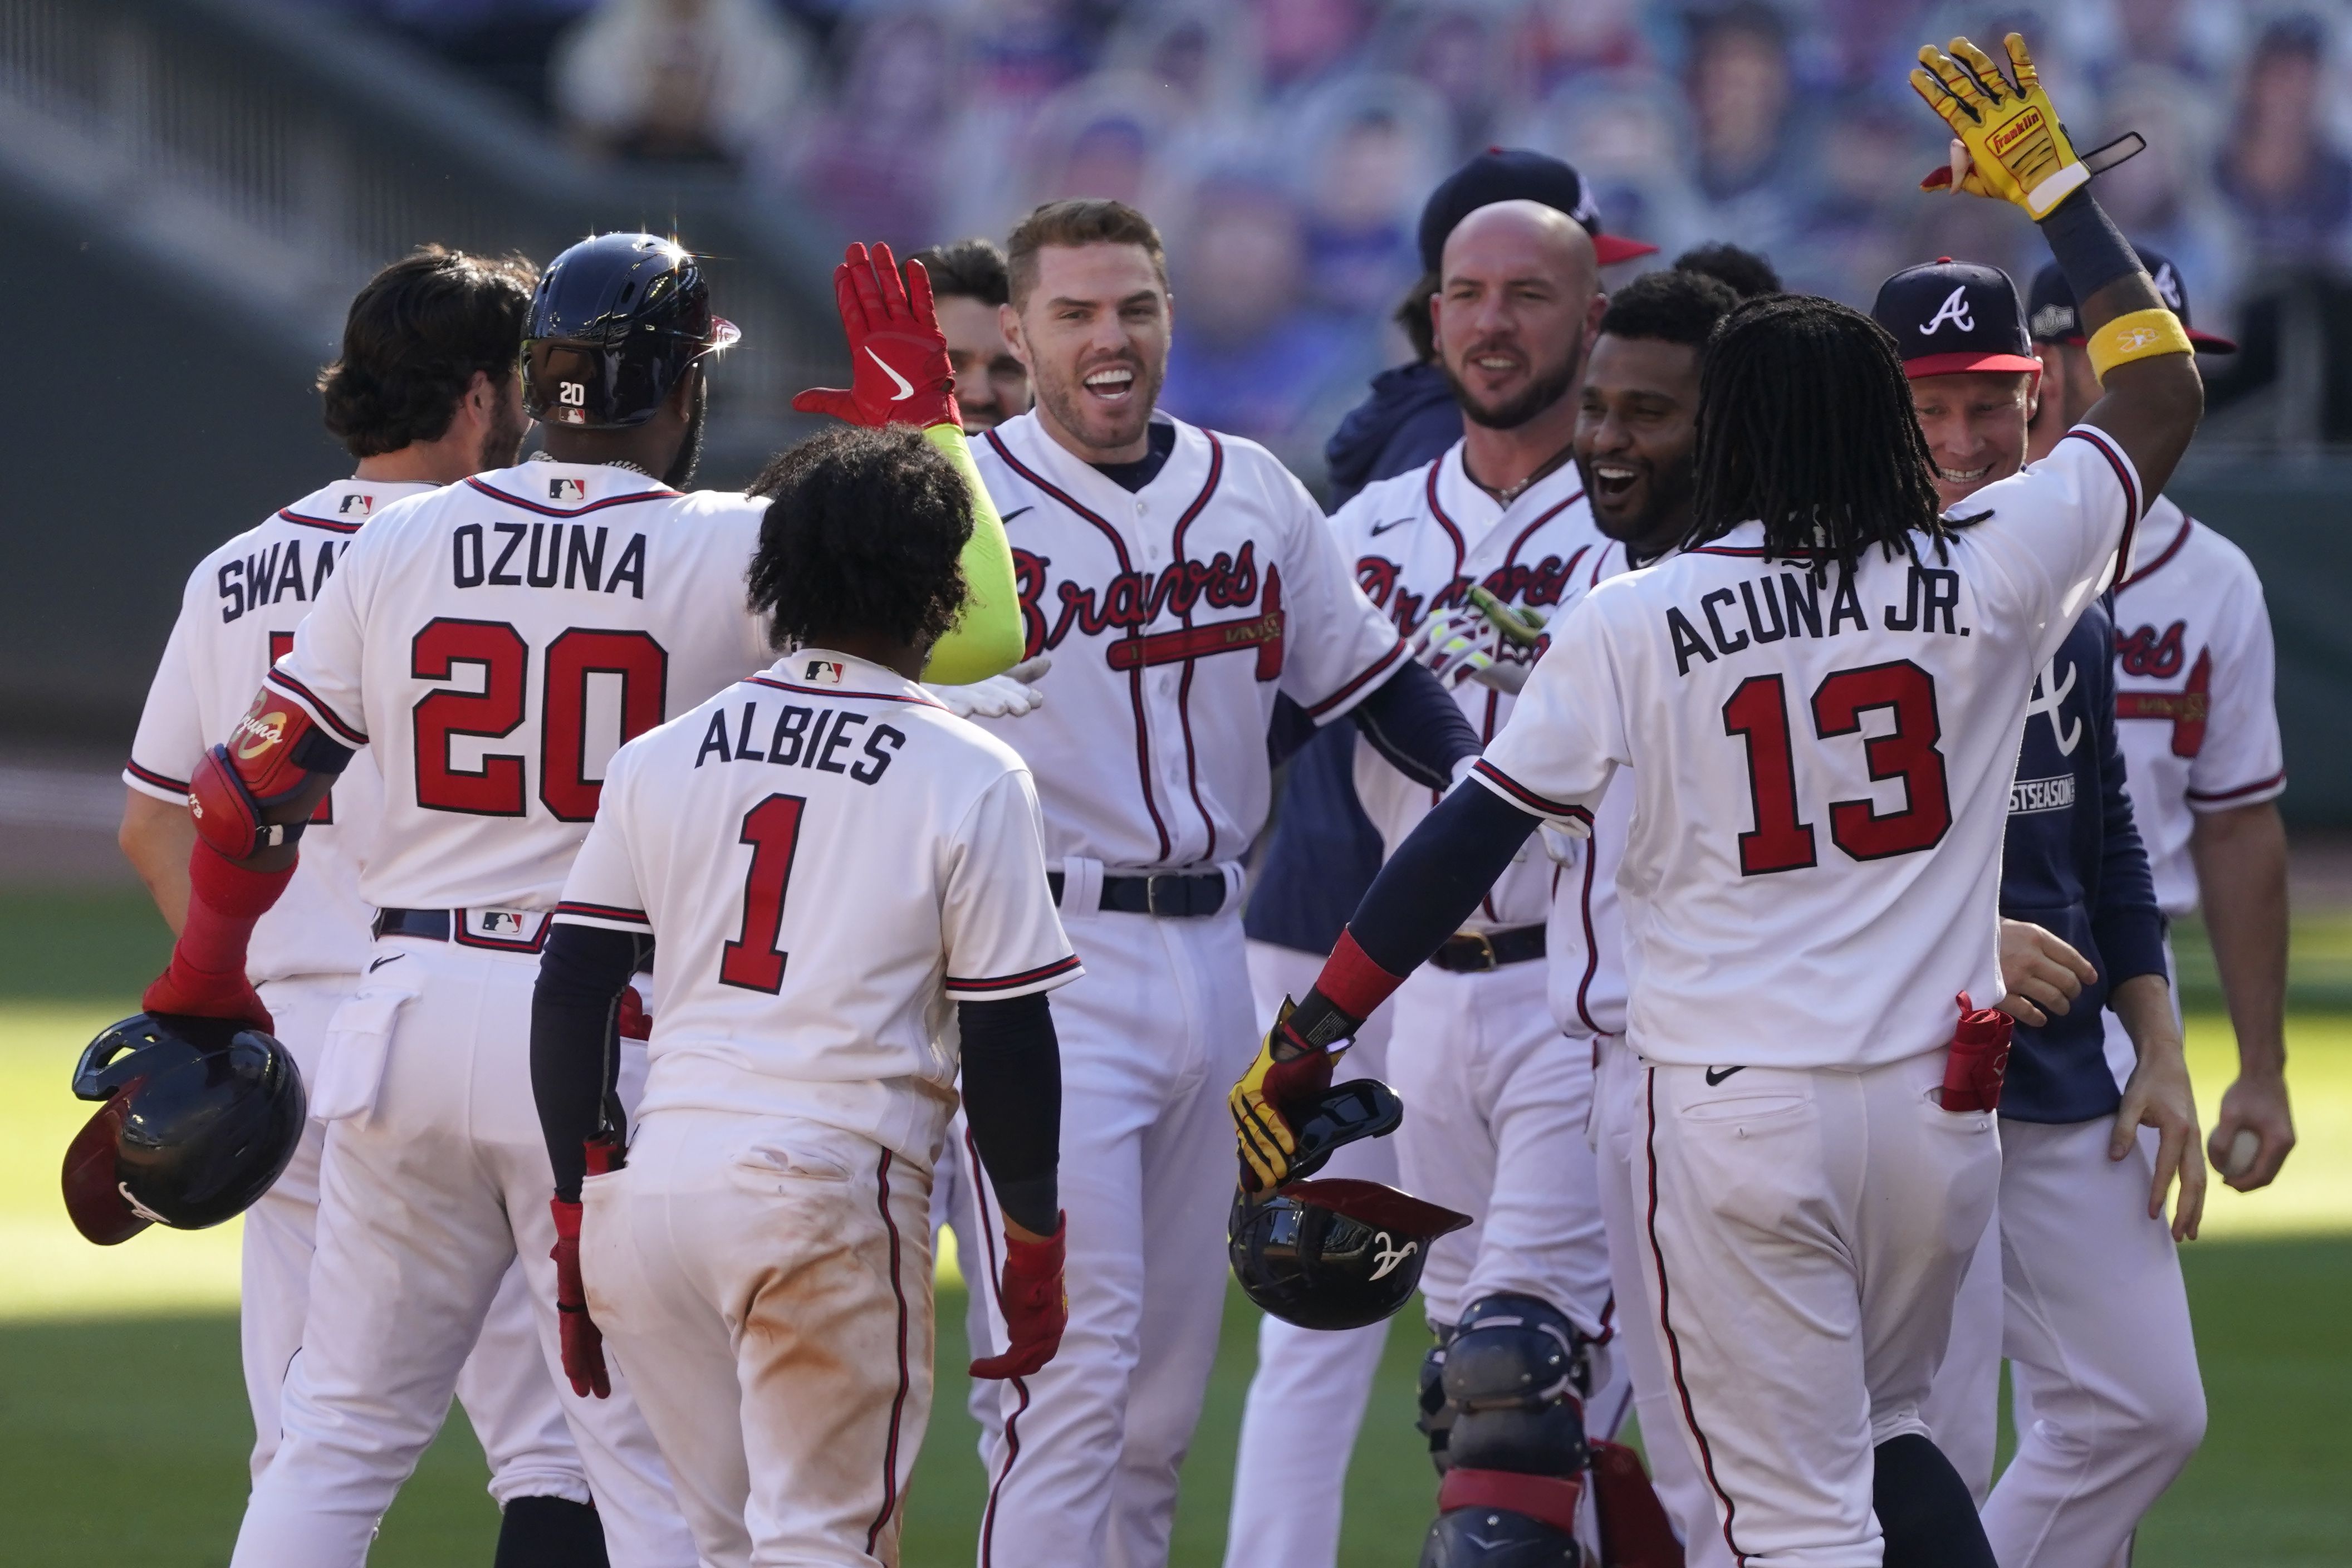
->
xmin=1722 ymin=659 xmax=1952 ymax=875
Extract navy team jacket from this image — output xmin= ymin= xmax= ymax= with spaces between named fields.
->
xmin=2000 ymin=598 xmax=2169 ymax=1123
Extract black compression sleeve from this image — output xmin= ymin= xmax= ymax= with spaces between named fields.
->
xmin=958 ymin=991 xmax=1061 ymax=1237
xmin=1345 ymin=779 xmax=1544 ymax=974
xmin=2038 ymin=191 xmax=2139 ymax=312
xmin=531 ymin=924 xmax=646 ymax=1203
xmin=1350 ymin=659 xmax=1483 ymax=790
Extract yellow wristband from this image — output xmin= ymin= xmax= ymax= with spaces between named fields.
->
xmin=2084 ymin=307 xmax=2192 ymax=384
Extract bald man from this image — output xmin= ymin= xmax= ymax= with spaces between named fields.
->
xmin=1304 ymin=198 xmax=1631 ymax=1562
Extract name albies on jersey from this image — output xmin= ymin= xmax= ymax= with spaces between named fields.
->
xmin=262 ymin=460 xmax=772 ymax=918
xmin=1477 ymin=427 xmax=2143 ymax=1069
xmin=972 ymin=410 xmax=1407 ymax=871
xmin=2110 ymin=495 xmax=2286 ymax=917
xmin=552 ymin=651 xmax=1081 ymax=1160
xmin=126 ymin=478 xmax=429 ymax=983
xmin=1335 ymin=442 xmax=1617 ymax=930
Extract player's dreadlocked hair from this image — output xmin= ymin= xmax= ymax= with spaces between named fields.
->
xmin=1685 ymin=294 xmax=1952 ymax=577
xmin=746 ymin=427 xmax=972 ymax=654
xmin=318 ymin=246 xmax=537 ymax=458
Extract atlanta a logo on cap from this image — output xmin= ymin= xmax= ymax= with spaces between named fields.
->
xmin=1920 ymin=286 xmax=1976 ymax=336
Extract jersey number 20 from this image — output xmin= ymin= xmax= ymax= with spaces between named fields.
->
xmin=1722 ymin=659 xmax=1952 ymax=875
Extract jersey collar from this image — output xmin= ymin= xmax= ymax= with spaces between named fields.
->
xmin=1433 ymin=440 xmax=1587 ymax=550
xmin=987 ymin=408 xmax=1208 ymax=518
xmin=755 ymin=650 xmax=944 ymax=708
xmin=278 ymin=475 xmax=437 ymax=533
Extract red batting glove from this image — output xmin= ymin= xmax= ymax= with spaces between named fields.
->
xmin=790 ymin=242 xmax=962 ymax=432
xmin=141 ymin=847 xmax=293 ymax=1033
xmin=548 ymin=1197 xmax=610 ymax=1399
xmin=616 ymin=984 xmax=650 ymax=1041
xmin=1941 ymin=991 xmax=2013 ymax=1114
xmin=970 ymin=1214 xmax=1067 ymax=1380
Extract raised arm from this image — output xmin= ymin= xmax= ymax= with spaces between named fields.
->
xmin=1912 ymin=33 xmax=2202 ymax=497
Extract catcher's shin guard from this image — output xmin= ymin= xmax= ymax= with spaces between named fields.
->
xmin=1418 ymin=1293 xmax=1592 ymax=1566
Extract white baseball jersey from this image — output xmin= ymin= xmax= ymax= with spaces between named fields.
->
xmin=971 ymin=410 xmax=1406 ymax=869
xmin=1335 ymin=444 xmax=1607 ymax=930
xmin=1477 ymin=427 xmax=2142 ymax=1069
xmin=2110 ymin=496 xmax=2286 ymax=917
xmin=263 ymin=460 xmax=772 ymax=916
xmin=552 ymin=651 xmax=1080 ymax=1162
xmin=1541 ymin=547 xmax=1640 ymax=1042
xmin=126 ymin=478 xmax=428 ymax=983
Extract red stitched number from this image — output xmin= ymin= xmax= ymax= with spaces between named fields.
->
xmin=719 ymin=794 xmax=806 ymax=992
xmin=1722 ymin=659 xmax=1950 ymax=874
xmin=270 ymin=631 xmax=334 ymax=824
xmin=410 ymin=619 xmax=668 ymax=817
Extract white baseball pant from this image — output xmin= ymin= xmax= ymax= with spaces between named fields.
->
xmin=1222 ymin=939 xmax=1398 ymax=1568
xmin=244 ymin=976 xmax=587 ymax=1504
xmin=584 ymin=1109 xmax=937 ymax=1568
xmin=1927 ymin=1115 xmax=2204 ymax=1567
xmin=1917 ymin=1200 xmax=2003 ymax=1501
xmin=1638 ymin=1051 xmax=2000 ymax=1568
xmin=932 ymin=1108 xmax=1007 ymax=1454
xmin=231 ymin=937 xmax=693 ymax=1568
xmin=1589 ymin=1036 xmax=1737 ymax=1568
xmin=969 ymin=873 xmax=1256 ymax=1568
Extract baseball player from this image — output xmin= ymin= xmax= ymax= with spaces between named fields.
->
xmin=912 ymin=238 xmax=1032 ymax=432
xmin=1225 ymin=148 xmax=1659 ymax=1568
xmin=135 ymin=232 xmax=1021 ymax=1567
xmin=1542 ymin=262 xmax=1750 ymax=1568
xmin=1871 ymin=256 xmax=2208 ymax=1561
xmin=2024 ymin=250 xmax=2296 ymax=1197
xmin=956 ymin=197 xmax=1481 ymax=1568
xmin=530 ymin=423 xmax=1077 ymax=1568
xmin=1232 ymin=33 xmax=2207 ymax=1562
xmin=116 ymin=246 xmax=608 ymax=1564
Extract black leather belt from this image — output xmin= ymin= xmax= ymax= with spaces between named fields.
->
xmin=374 ymin=908 xmax=452 ymax=941
xmin=1047 ymin=870 xmax=1227 ymax=918
xmin=1431 ymin=923 xmax=1546 ymax=973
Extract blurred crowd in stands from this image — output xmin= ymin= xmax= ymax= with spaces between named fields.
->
xmin=314 ymin=0 xmax=2352 ymax=465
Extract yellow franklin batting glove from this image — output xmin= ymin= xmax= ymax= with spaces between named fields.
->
xmin=1229 ymin=999 xmax=1339 ymax=1194
xmin=1910 ymin=33 xmax=2088 ymax=220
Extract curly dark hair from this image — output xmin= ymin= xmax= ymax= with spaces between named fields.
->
xmin=746 ymin=427 xmax=973 ymax=653
xmin=1685 ymin=294 xmax=1952 ymax=578
xmin=318 ymin=246 xmax=537 ymax=458
xmin=911 ymin=237 xmax=1012 ymax=308
xmin=1599 ymin=268 xmax=1740 ymax=347
xmin=1672 ymin=242 xmax=1782 ymax=300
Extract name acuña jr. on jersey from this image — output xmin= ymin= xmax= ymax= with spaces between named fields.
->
xmin=1662 ymin=559 xmax=1972 ymax=677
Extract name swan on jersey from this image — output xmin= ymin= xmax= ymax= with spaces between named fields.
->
xmin=1011 ymin=542 xmax=1266 ymax=656
xmin=451 ymin=522 xmax=646 ymax=598
xmin=1667 ymin=564 xmax=1969 ymax=677
xmin=218 ymin=538 xmax=346 ymax=623
xmin=694 ymin=700 xmax=904 ymax=785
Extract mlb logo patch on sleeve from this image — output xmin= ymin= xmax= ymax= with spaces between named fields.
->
xmin=549 ymin=477 xmax=587 ymax=503
xmin=805 ymin=659 xmax=844 ymax=684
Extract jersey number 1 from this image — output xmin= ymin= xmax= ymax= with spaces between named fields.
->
xmin=720 ymin=794 xmax=806 ymax=992
xmin=1722 ymin=659 xmax=1952 ymax=875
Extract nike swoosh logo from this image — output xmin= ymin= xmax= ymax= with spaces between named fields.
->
xmin=1369 ymin=517 xmax=1414 ymax=536
xmin=368 ymin=954 xmax=405 ymax=974
xmin=866 ymin=346 xmax=915 ymax=401
xmin=1704 ymin=1065 xmax=1745 ymax=1086
xmin=999 ymin=506 xmax=1033 ymax=525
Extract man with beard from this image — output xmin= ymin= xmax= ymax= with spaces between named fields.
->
xmin=956 ymin=197 xmax=1481 ymax=1568
xmin=118 ymin=244 xmax=616 ymax=1567
xmin=140 ymin=233 xmax=1022 ymax=1567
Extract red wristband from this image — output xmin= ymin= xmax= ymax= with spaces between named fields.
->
xmin=1316 ymin=930 xmax=1407 ymax=1025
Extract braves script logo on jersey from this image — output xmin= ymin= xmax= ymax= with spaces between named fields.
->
xmin=548 ymin=477 xmax=587 ymax=503
xmin=1012 ymin=545 xmax=1285 ymax=677
xmin=1355 ymin=550 xmax=1584 ymax=634
xmin=2115 ymin=620 xmax=2212 ymax=757
xmin=2115 ymin=620 xmax=2186 ymax=679
xmin=1666 ymin=562 xmax=1968 ymax=677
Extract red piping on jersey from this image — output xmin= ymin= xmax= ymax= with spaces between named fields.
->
xmin=1171 ymin=434 xmax=1227 ymax=859
xmin=2186 ymin=770 xmax=2287 ymax=805
xmin=1478 ymin=687 xmax=1501 ymax=923
xmin=2061 ymin=427 xmax=2140 ymax=567
xmin=277 ymin=507 xmax=364 ymax=535
xmin=945 ymin=954 xmax=1084 ymax=994
xmin=462 ymin=477 xmax=679 ymax=516
xmin=1471 ymin=759 xmax=1592 ymax=825
xmin=1301 ymin=638 xmax=1408 ymax=721
xmin=865 ymin=1149 xmax=913 ymax=1555
xmin=263 ymin=668 xmax=370 ymax=746
xmin=1647 ymin=1070 xmax=1750 ymax=1566
xmin=124 ymin=759 xmax=190 ymax=794
xmin=552 ymin=899 xmax=650 ymax=927
xmin=1573 ymin=832 xmax=1605 ymax=1036
xmin=744 ymin=675 xmax=945 ymax=708
xmin=1423 ymin=460 xmax=1469 ymax=582
xmin=2116 ymin=509 xmax=2193 ymax=589
xmin=1499 ymin=490 xmax=1587 ymax=570
xmin=984 ymin=427 xmax=1174 ymax=863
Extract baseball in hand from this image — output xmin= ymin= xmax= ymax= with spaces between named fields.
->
xmin=2224 ymin=1128 xmax=2261 ymax=1179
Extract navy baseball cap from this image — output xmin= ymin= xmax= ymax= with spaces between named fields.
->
xmin=2026 ymin=247 xmax=2237 ymax=354
xmin=1418 ymin=148 xmax=1661 ymax=272
xmin=1871 ymin=259 xmax=2044 ymax=380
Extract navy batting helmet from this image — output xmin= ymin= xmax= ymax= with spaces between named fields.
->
xmin=1229 ymin=1079 xmax=1469 ymax=1331
xmin=62 ymin=1013 xmax=307 ymax=1246
xmin=522 ymin=233 xmax=739 ymax=429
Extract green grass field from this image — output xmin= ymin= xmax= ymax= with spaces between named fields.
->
xmin=5 ymin=890 xmax=2349 ymax=1565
